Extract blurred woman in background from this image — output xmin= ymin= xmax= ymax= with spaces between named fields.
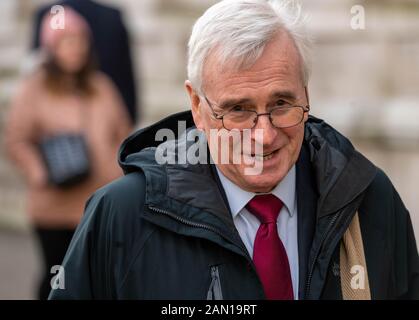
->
xmin=4 ymin=7 xmax=132 ymax=299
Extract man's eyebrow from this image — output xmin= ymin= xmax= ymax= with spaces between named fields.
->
xmin=269 ymin=90 xmax=297 ymax=100
xmin=218 ymin=98 xmax=253 ymax=109
xmin=216 ymin=90 xmax=297 ymax=109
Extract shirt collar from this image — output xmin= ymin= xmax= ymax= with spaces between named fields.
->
xmin=216 ymin=165 xmax=296 ymax=219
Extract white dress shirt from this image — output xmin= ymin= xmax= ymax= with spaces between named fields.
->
xmin=216 ymin=165 xmax=299 ymax=299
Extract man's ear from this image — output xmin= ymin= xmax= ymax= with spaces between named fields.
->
xmin=304 ymin=86 xmax=310 ymax=122
xmin=304 ymin=86 xmax=310 ymax=106
xmin=185 ymin=80 xmax=203 ymax=130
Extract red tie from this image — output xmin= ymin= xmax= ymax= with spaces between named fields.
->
xmin=246 ymin=194 xmax=294 ymax=300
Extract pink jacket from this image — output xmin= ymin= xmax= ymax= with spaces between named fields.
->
xmin=4 ymin=70 xmax=133 ymax=228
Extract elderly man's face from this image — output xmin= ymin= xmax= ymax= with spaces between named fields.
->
xmin=186 ymin=32 xmax=308 ymax=193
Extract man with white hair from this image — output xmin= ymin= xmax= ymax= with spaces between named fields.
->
xmin=50 ymin=0 xmax=418 ymax=300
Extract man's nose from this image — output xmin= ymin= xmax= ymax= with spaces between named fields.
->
xmin=252 ymin=114 xmax=278 ymax=146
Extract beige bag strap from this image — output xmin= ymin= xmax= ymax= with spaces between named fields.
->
xmin=340 ymin=212 xmax=371 ymax=300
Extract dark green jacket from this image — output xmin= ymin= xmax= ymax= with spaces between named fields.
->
xmin=49 ymin=111 xmax=419 ymax=300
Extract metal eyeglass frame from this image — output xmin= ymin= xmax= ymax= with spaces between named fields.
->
xmin=203 ymin=95 xmax=310 ymax=130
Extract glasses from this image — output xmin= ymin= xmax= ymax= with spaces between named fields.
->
xmin=203 ymin=95 xmax=310 ymax=131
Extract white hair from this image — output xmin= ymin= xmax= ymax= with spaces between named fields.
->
xmin=187 ymin=0 xmax=313 ymax=95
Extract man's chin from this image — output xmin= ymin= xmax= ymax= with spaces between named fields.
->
xmin=240 ymin=174 xmax=283 ymax=193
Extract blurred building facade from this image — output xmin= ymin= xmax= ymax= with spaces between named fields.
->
xmin=0 ymin=0 xmax=418 ymax=233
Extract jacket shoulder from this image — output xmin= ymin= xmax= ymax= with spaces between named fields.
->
xmin=81 ymin=171 xmax=147 ymax=239
xmin=362 ymin=167 xmax=396 ymax=205
xmin=93 ymin=171 xmax=146 ymax=215
xmin=359 ymin=167 xmax=409 ymax=234
xmin=49 ymin=171 xmax=149 ymax=299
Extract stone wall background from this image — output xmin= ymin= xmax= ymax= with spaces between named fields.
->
xmin=0 ymin=0 xmax=418 ymax=259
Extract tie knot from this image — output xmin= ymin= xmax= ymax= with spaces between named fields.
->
xmin=246 ymin=194 xmax=283 ymax=224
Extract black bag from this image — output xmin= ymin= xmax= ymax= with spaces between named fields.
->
xmin=39 ymin=133 xmax=91 ymax=188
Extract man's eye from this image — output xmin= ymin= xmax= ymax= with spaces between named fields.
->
xmin=231 ymin=105 xmax=245 ymax=112
xmin=275 ymin=100 xmax=288 ymax=106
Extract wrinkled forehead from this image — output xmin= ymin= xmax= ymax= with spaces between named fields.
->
xmin=202 ymin=31 xmax=304 ymax=96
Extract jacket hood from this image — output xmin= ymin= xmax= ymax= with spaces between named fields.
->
xmin=118 ymin=110 xmax=377 ymax=219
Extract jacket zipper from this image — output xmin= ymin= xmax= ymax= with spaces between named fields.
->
xmin=207 ymin=265 xmax=223 ymax=300
xmin=304 ymin=212 xmax=340 ymax=299
xmin=148 ymin=206 xmax=252 ymax=262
